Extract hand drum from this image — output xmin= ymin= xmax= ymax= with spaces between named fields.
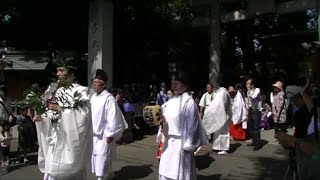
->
xmin=143 ymin=105 xmax=162 ymax=126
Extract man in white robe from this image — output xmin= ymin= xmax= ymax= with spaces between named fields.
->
xmin=34 ymin=64 xmax=92 ymax=180
xmin=194 ymin=83 xmax=215 ymax=154
xmin=90 ymin=69 xmax=128 ymax=180
xmin=159 ymin=72 xmax=208 ymax=180
xmin=202 ymin=86 xmax=232 ymax=155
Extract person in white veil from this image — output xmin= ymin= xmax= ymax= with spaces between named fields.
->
xmin=159 ymin=71 xmax=208 ymax=180
xmin=230 ymin=84 xmax=248 ymax=141
xmin=202 ymin=81 xmax=232 ymax=155
xmin=33 ymin=62 xmax=92 ymax=180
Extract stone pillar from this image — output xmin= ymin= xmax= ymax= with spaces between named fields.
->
xmin=208 ymin=1 xmax=221 ymax=85
xmin=88 ymin=0 xmax=114 ymax=88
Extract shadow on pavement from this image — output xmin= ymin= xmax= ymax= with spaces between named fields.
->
xmin=114 ymin=164 xmax=153 ymax=179
xmin=133 ymin=117 xmax=157 ymax=141
xmin=224 ymin=156 xmax=289 ymax=180
xmin=8 ymin=154 xmax=38 ymax=173
xmin=196 ymin=153 xmax=215 ymax=170
xmin=228 ymin=143 xmax=242 ymax=154
xmin=253 ymin=139 xmax=269 ymax=151
xmin=260 ymin=139 xmax=269 ymax=147
xmin=197 ymin=174 xmax=222 ymax=180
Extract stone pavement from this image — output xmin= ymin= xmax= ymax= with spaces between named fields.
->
xmin=2 ymin=129 xmax=294 ymax=180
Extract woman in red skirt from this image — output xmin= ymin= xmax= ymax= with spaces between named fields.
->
xmin=230 ymin=84 xmax=248 ymax=141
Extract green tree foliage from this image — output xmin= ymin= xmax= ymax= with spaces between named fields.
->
xmin=0 ymin=0 xmax=88 ymax=51
xmin=0 ymin=0 xmax=194 ymax=85
xmin=114 ymin=0 xmax=194 ymax=84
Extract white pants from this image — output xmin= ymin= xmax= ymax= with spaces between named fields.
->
xmin=43 ymin=169 xmax=86 ymax=180
xmin=43 ymin=174 xmax=54 ymax=180
xmin=92 ymin=154 xmax=112 ymax=177
xmin=212 ymin=124 xmax=230 ymax=151
xmin=159 ymin=137 xmax=196 ymax=180
xmin=159 ymin=175 xmax=174 ymax=180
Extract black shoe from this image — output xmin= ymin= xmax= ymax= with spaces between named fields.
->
xmin=247 ymin=142 xmax=254 ymax=146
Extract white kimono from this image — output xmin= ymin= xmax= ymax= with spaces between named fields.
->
xmin=90 ymin=90 xmax=128 ymax=177
xmin=232 ymin=91 xmax=248 ymax=129
xmin=159 ymin=92 xmax=208 ymax=180
xmin=202 ymin=87 xmax=232 ymax=151
xmin=36 ymin=82 xmax=58 ymax=174
xmin=36 ymin=83 xmax=92 ymax=180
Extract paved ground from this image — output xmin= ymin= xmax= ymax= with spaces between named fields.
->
xmin=2 ymin=129 xmax=294 ymax=180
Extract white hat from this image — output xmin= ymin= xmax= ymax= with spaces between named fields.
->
xmin=272 ymin=81 xmax=283 ymax=91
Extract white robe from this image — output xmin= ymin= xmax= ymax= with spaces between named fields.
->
xmin=159 ymin=92 xmax=208 ymax=180
xmin=90 ymin=90 xmax=128 ymax=177
xmin=232 ymin=91 xmax=248 ymax=129
xmin=202 ymin=87 xmax=232 ymax=151
xmin=36 ymin=83 xmax=92 ymax=180
xmin=36 ymin=82 xmax=58 ymax=174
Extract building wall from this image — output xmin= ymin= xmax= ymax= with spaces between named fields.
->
xmin=4 ymin=70 xmax=47 ymax=101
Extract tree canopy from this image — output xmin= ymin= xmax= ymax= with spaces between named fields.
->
xmin=0 ymin=0 xmax=318 ymax=87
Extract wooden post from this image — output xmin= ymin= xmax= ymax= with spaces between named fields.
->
xmin=208 ymin=0 xmax=221 ymax=85
xmin=88 ymin=0 xmax=114 ymax=88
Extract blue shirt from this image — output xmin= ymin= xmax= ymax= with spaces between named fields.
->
xmin=123 ymin=102 xmax=134 ymax=113
xmin=157 ymin=91 xmax=168 ymax=106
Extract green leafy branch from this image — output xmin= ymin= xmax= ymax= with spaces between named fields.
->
xmin=25 ymin=92 xmax=46 ymax=115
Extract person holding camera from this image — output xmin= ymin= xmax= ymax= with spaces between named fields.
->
xmin=246 ymin=78 xmax=262 ymax=150
xmin=276 ymin=77 xmax=320 ymax=180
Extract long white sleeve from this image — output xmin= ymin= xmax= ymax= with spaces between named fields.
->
xmin=104 ymin=96 xmax=128 ymax=141
xmin=182 ymin=98 xmax=208 ymax=152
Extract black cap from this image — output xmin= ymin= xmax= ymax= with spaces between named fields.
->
xmin=94 ymin=69 xmax=108 ymax=82
xmin=174 ymin=62 xmax=194 ymax=87
xmin=175 ymin=71 xmax=191 ymax=86
xmin=56 ymin=58 xmax=76 ymax=73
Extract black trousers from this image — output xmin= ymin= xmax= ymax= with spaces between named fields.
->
xmin=274 ymin=122 xmax=287 ymax=134
xmin=248 ymin=109 xmax=261 ymax=145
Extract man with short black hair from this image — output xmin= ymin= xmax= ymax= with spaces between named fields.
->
xmin=199 ymin=83 xmax=215 ymax=119
xmin=157 ymin=82 xmax=168 ymax=106
xmin=246 ymin=78 xmax=262 ymax=150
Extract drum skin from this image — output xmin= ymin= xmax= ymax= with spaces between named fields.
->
xmin=143 ymin=105 xmax=162 ymax=126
